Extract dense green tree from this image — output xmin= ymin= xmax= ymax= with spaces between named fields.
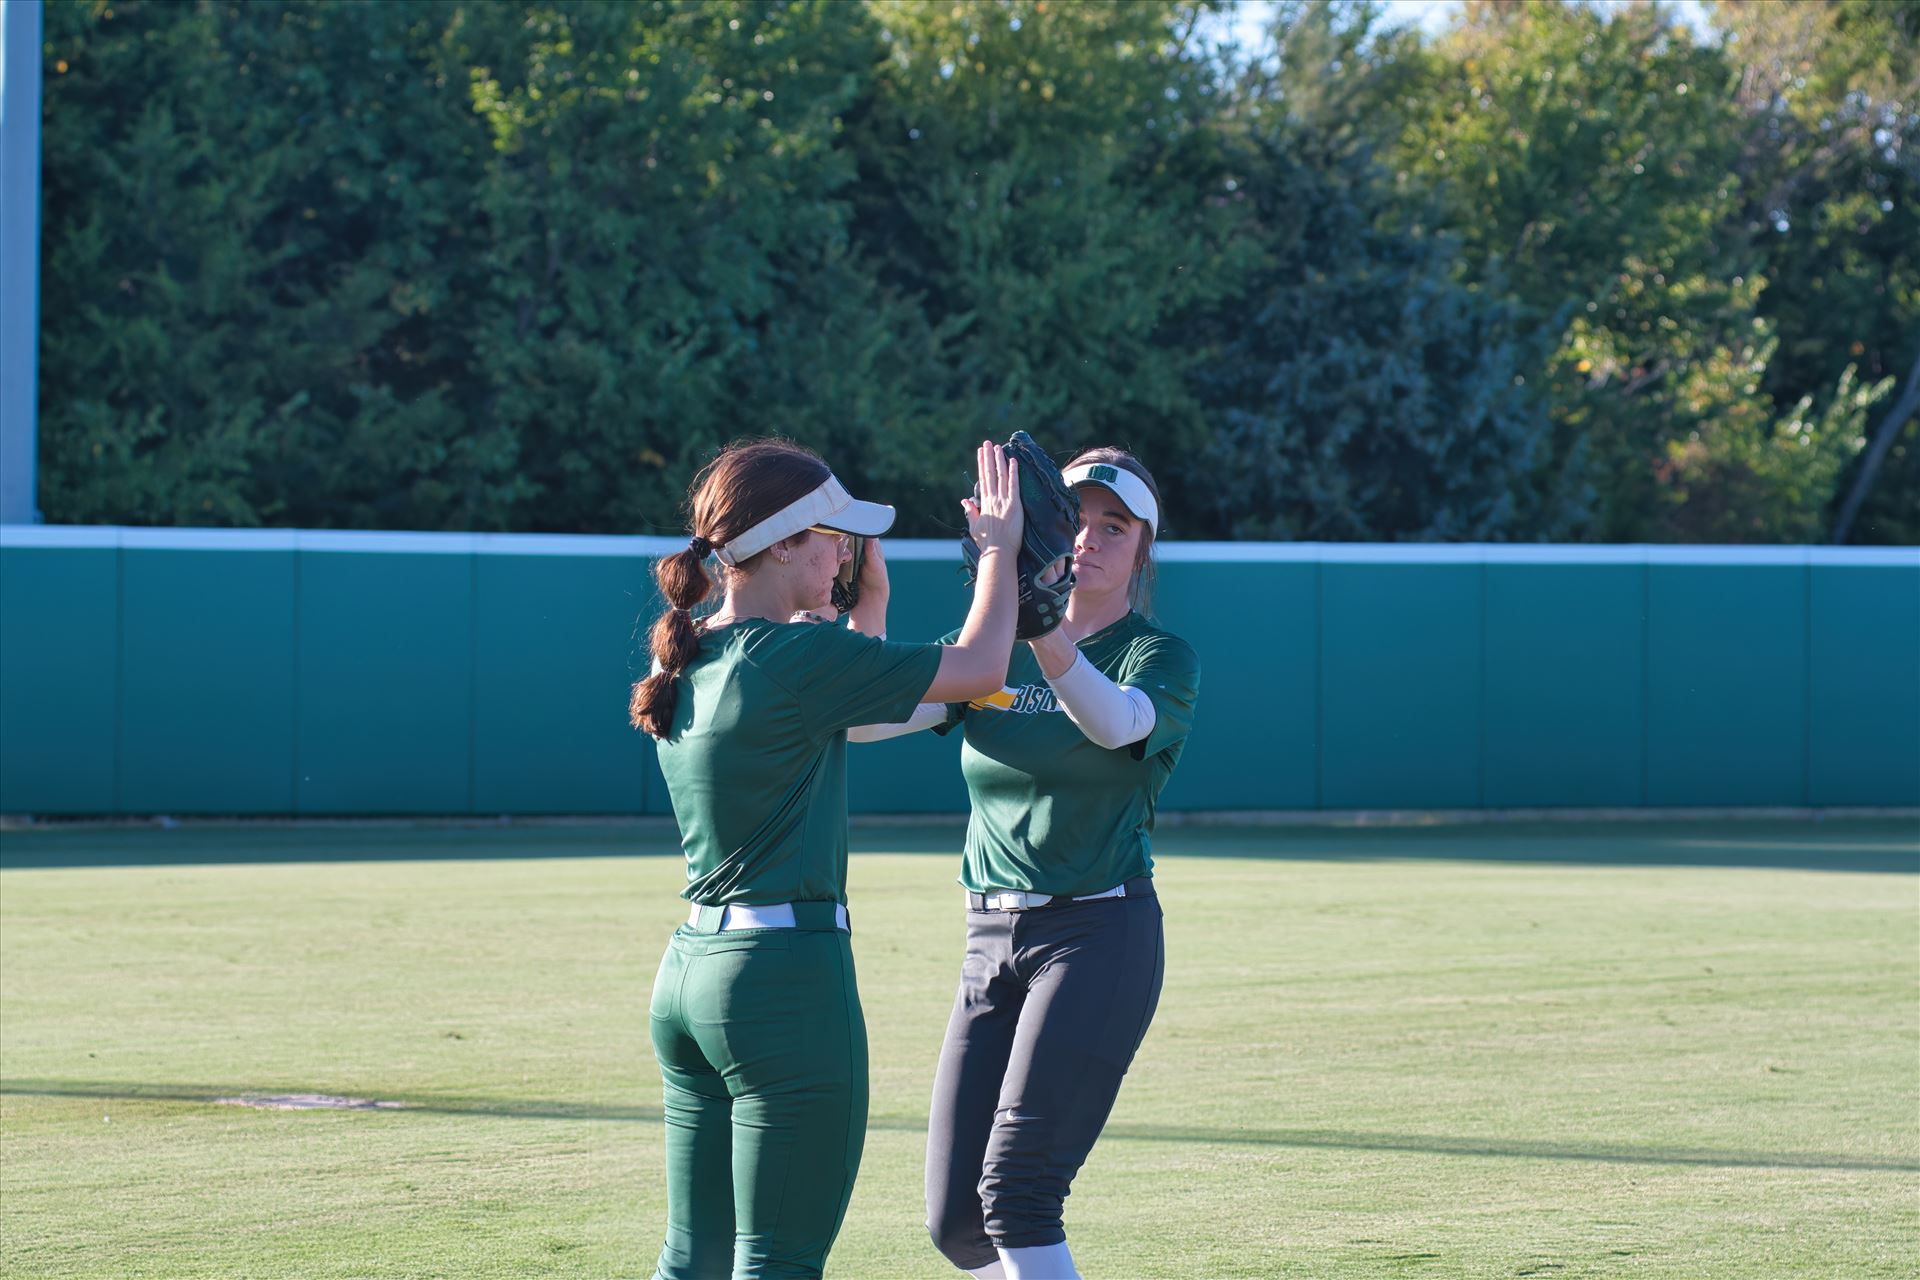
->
xmin=30 ymin=0 xmax=1918 ymax=545
xmin=38 ymin=0 xmax=516 ymax=529
xmin=1187 ymin=1 xmax=1561 ymax=541
xmin=460 ymin=0 xmax=926 ymax=534
xmin=846 ymin=0 xmax=1246 ymax=532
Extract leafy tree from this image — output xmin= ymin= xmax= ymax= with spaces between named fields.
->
xmin=1389 ymin=0 xmax=1890 ymax=541
xmin=460 ymin=0 xmax=924 ymax=534
xmin=846 ymin=0 xmax=1246 ymax=532
xmin=38 ymin=0 xmax=518 ymax=529
xmin=1187 ymin=1 xmax=1561 ymax=541
xmin=1710 ymin=0 xmax=1920 ymax=543
xmin=31 ymin=0 xmax=1916 ymax=545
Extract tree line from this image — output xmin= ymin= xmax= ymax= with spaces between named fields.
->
xmin=36 ymin=0 xmax=1920 ymax=542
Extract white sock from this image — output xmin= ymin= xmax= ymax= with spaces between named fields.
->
xmin=965 ymin=1263 xmax=1009 ymax=1279
xmin=997 ymin=1242 xmax=1080 ymax=1279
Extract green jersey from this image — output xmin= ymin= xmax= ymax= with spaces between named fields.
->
xmin=938 ymin=611 xmax=1200 ymax=896
xmin=657 ymin=619 xmax=942 ymax=906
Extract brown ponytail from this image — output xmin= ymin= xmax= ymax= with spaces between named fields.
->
xmin=629 ymin=540 xmax=715 ymax=737
xmin=629 ymin=440 xmax=833 ymax=739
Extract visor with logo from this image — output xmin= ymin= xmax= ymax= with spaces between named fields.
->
xmin=1061 ymin=462 xmax=1159 ymax=535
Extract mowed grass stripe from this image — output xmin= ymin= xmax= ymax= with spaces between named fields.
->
xmin=1 ymin=821 xmax=1914 ymax=1278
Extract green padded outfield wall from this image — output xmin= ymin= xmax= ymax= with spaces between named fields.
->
xmin=1 ymin=529 xmax=1915 ymax=816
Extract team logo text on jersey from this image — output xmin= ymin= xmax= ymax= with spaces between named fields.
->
xmin=968 ymin=684 xmax=1063 ymax=715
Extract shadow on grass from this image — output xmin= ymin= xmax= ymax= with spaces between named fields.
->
xmin=6 ymin=1079 xmax=1915 ymax=1174
xmin=0 ymin=1078 xmax=665 ymax=1123
xmin=857 ymin=820 xmax=1920 ymax=875
xmin=1179 ymin=822 xmax=1920 ymax=874
xmin=0 ymin=822 xmax=686 ymax=870
xmin=3 ymin=818 xmax=1915 ymax=874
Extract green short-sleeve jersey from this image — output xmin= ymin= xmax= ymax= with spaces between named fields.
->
xmin=656 ymin=620 xmax=942 ymax=906
xmin=938 ymin=611 xmax=1200 ymax=896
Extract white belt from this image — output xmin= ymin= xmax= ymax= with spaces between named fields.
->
xmin=688 ymin=901 xmax=851 ymax=931
xmin=976 ymin=882 xmax=1129 ymax=912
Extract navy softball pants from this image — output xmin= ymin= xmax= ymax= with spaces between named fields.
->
xmin=924 ymin=887 xmax=1166 ymax=1271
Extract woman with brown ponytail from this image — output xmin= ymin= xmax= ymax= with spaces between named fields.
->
xmin=632 ymin=438 xmax=1025 ymax=1280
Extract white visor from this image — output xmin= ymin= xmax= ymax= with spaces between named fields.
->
xmin=713 ymin=476 xmax=895 ymax=566
xmin=1062 ymin=462 xmax=1159 ymax=535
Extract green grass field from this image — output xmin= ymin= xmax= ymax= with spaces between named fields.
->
xmin=2 ymin=819 xmax=1916 ymax=1279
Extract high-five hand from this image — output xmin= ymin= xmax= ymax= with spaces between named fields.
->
xmin=964 ymin=440 xmax=1024 ymax=554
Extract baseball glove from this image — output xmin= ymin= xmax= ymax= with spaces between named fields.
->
xmin=830 ymin=536 xmax=867 ymax=615
xmin=960 ymin=431 xmax=1079 ymax=639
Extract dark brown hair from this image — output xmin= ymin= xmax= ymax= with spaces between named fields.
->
xmin=629 ymin=439 xmax=831 ymax=738
xmin=1067 ymin=446 xmax=1163 ymax=617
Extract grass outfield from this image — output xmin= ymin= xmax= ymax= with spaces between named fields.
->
xmin=2 ymin=819 xmax=1916 ymax=1279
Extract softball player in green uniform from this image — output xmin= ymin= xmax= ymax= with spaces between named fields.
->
xmin=631 ymin=438 xmax=1026 ymax=1280
xmin=851 ymin=447 xmax=1200 ymax=1280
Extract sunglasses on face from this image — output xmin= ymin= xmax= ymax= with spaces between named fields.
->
xmin=806 ymin=526 xmax=852 ymax=551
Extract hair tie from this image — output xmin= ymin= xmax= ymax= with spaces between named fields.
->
xmin=688 ymin=534 xmax=713 ymax=557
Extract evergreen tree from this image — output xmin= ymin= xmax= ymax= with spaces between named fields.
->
xmin=460 ymin=0 xmax=921 ymax=533
xmin=38 ymin=0 xmax=516 ymax=529
xmin=1188 ymin=2 xmax=1559 ymax=542
xmin=846 ymin=0 xmax=1246 ymax=532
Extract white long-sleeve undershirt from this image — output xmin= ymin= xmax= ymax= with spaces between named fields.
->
xmin=1044 ymin=649 xmax=1157 ymax=749
xmin=847 ymin=651 xmax=1157 ymax=750
xmin=846 ymin=701 xmax=949 ymax=743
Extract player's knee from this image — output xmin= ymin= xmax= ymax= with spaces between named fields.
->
xmin=652 ymin=1232 xmax=733 ymax=1280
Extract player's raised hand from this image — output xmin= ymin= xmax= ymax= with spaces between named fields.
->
xmin=965 ymin=440 xmax=1024 ymax=555
xmin=857 ymin=535 xmax=890 ymax=603
xmin=845 ymin=537 xmax=891 ymax=638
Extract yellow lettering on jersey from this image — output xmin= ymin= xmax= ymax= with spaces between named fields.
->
xmin=969 ymin=684 xmax=1061 ymax=715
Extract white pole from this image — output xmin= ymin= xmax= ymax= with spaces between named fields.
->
xmin=1 ymin=0 xmax=45 ymax=524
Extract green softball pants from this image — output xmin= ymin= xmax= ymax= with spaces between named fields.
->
xmin=647 ymin=910 xmax=867 ymax=1280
